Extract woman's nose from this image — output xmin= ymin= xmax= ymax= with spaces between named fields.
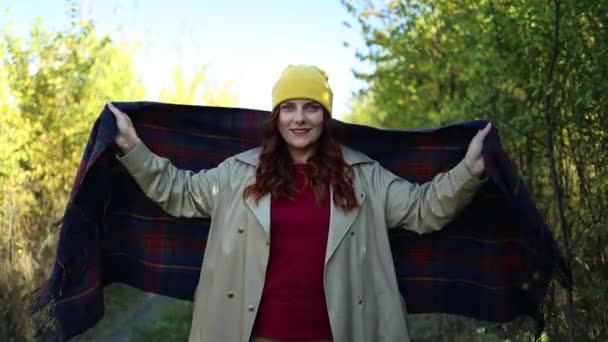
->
xmin=294 ymin=108 xmax=305 ymax=123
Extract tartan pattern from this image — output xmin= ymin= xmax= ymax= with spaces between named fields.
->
xmin=30 ymin=102 xmax=570 ymax=340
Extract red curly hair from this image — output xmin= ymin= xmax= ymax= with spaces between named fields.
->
xmin=243 ymin=107 xmax=359 ymax=212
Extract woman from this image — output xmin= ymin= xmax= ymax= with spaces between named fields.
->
xmin=109 ymin=65 xmax=491 ymax=342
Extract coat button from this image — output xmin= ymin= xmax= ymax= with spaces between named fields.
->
xmin=350 ymin=231 xmax=355 ymax=236
xmin=227 ymin=291 xmax=234 ymax=298
xmin=237 ymin=226 xmax=244 ymax=233
xmin=358 ymin=299 xmax=363 ymax=305
xmin=248 ymin=305 xmax=255 ymax=312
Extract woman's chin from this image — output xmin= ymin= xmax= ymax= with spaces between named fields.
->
xmin=285 ymin=138 xmax=307 ymax=147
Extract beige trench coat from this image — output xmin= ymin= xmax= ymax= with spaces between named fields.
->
xmin=118 ymin=142 xmax=485 ymax=342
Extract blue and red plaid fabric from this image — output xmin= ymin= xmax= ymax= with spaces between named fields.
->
xmin=28 ymin=102 xmax=570 ymax=340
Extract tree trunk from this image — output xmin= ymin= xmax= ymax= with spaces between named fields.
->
xmin=542 ymin=0 xmax=575 ymax=340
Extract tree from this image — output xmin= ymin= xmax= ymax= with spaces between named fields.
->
xmin=343 ymin=0 xmax=607 ymax=340
xmin=159 ymin=65 xmax=238 ymax=106
xmin=0 ymin=10 xmax=145 ymax=339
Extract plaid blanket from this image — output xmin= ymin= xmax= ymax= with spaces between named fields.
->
xmin=28 ymin=101 xmax=571 ymax=340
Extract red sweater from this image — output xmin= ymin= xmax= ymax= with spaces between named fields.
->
xmin=251 ymin=164 xmax=333 ymax=340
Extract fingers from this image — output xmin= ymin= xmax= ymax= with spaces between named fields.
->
xmin=475 ymin=122 xmax=492 ymax=142
xmin=480 ymin=122 xmax=492 ymax=136
xmin=107 ymin=102 xmax=120 ymax=116
xmin=107 ymin=102 xmax=134 ymax=125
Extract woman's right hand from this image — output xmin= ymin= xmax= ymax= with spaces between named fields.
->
xmin=107 ymin=102 xmax=141 ymax=155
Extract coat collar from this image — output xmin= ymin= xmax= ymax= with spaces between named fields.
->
xmin=239 ymin=145 xmax=371 ymax=265
xmin=234 ymin=145 xmax=373 ymax=167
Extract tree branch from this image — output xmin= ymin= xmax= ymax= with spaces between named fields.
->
xmin=542 ymin=0 xmax=575 ymax=340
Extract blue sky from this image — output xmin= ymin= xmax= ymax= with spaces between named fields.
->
xmin=1 ymin=0 xmax=369 ymax=117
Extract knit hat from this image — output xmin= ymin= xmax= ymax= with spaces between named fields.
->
xmin=271 ymin=65 xmax=333 ymax=113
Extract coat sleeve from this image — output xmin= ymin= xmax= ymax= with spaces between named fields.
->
xmin=380 ymin=159 xmax=486 ymax=234
xmin=117 ymin=141 xmax=230 ymax=218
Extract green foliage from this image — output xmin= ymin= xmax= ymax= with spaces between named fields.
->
xmin=0 ymin=260 xmax=35 ymax=341
xmin=0 ymin=6 xmax=144 ymax=339
xmin=344 ymin=0 xmax=608 ymax=340
xmin=1 ymin=17 xmax=145 ymax=241
xmin=0 ymin=3 xmax=241 ymax=338
xmin=159 ymin=65 xmax=238 ymax=106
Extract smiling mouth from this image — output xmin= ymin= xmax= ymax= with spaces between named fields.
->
xmin=290 ymin=129 xmax=311 ymax=135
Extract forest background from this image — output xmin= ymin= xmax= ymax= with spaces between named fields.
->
xmin=1 ymin=0 xmax=606 ymax=341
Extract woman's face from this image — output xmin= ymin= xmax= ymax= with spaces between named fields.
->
xmin=277 ymin=99 xmax=324 ymax=162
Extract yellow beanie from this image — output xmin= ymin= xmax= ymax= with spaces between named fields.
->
xmin=271 ymin=65 xmax=333 ymax=113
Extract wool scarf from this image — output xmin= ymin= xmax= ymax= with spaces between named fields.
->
xmin=26 ymin=102 xmax=571 ymax=340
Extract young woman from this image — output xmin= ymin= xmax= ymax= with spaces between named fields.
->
xmin=108 ymin=64 xmax=491 ymax=342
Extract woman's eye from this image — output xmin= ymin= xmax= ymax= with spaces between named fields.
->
xmin=281 ymin=104 xmax=294 ymax=111
xmin=307 ymin=104 xmax=321 ymax=112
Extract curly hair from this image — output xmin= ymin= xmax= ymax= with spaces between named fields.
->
xmin=243 ymin=108 xmax=359 ymax=212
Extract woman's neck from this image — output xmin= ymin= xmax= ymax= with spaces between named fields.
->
xmin=288 ymin=146 xmax=316 ymax=164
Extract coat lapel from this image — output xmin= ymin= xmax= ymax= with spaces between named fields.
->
xmin=325 ymin=185 xmax=366 ymax=264
xmin=245 ymin=192 xmax=271 ymax=237
xmin=236 ymin=147 xmax=272 ymax=237
xmin=235 ymin=145 xmax=372 ymax=254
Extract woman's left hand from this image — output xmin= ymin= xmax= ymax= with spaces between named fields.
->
xmin=464 ymin=122 xmax=492 ymax=179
